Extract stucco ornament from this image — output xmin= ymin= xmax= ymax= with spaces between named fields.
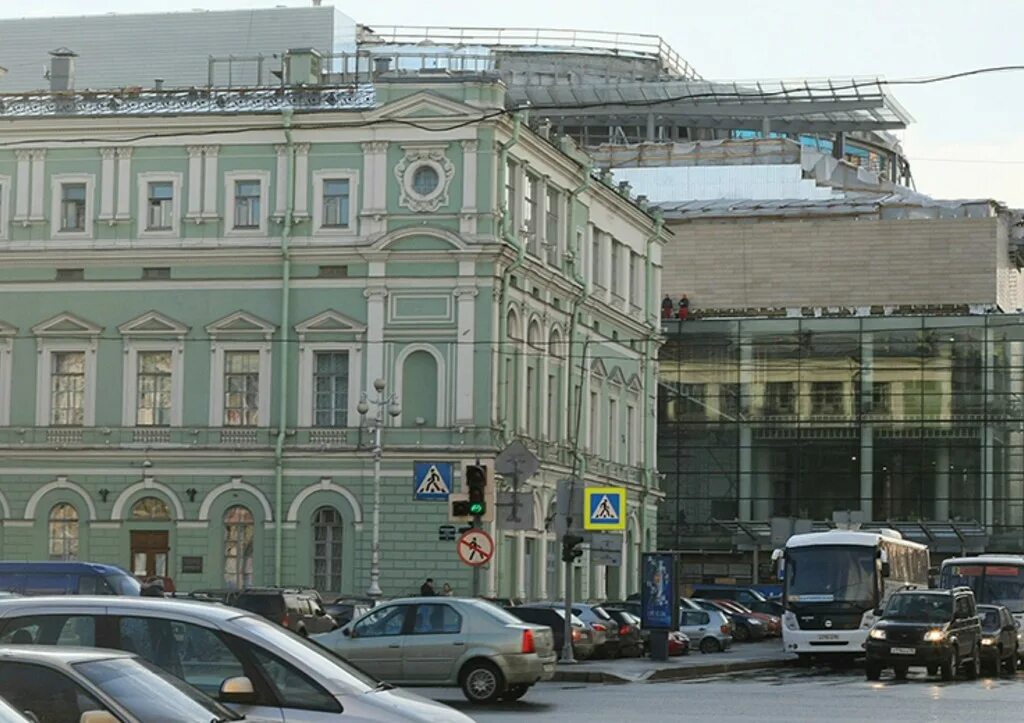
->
xmin=395 ymin=146 xmax=455 ymax=213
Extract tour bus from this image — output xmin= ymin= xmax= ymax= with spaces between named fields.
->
xmin=775 ymin=529 xmax=929 ymax=662
xmin=939 ymin=555 xmax=1024 ymax=625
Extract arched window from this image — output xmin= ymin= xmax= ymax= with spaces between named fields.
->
xmin=527 ymin=320 xmax=542 ymax=350
xmin=223 ymin=506 xmax=254 ymax=590
xmin=131 ymin=496 xmax=171 ymax=520
xmin=402 ymin=350 xmax=438 ymax=426
xmin=48 ymin=503 xmax=79 ymax=561
xmin=313 ymin=506 xmax=343 ymax=593
xmin=549 ymin=327 xmax=564 ymax=358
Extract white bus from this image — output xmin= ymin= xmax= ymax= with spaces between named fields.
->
xmin=939 ymin=555 xmax=1024 ymax=624
xmin=777 ymin=529 xmax=929 ymax=661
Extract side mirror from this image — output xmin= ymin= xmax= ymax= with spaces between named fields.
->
xmin=344 ymin=627 xmax=354 ymax=638
xmin=219 ymin=676 xmax=257 ymax=704
xmin=315 ymin=608 xmax=326 ymax=616
xmin=873 ymin=607 xmax=883 ymax=617
xmin=80 ymin=713 xmax=119 ymax=723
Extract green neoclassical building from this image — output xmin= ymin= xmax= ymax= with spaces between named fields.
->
xmin=0 ymin=63 xmax=664 ymax=599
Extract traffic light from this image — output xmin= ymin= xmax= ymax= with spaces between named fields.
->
xmin=466 ymin=464 xmax=487 ymax=518
xmin=561 ymin=533 xmax=584 ymax=563
xmin=451 ymin=499 xmax=472 ymax=517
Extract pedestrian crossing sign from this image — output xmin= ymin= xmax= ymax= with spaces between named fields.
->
xmin=413 ymin=462 xmax=453 ymax=501
xmin=584 ymin=487 xmax=626 ymax=530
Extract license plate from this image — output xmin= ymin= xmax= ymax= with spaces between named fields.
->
xmin=817 ymin=634 xmax=839 ymax=641
xmin=891 ymin=647 xmax=916 ymax=655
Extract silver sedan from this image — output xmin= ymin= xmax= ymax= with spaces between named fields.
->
xmin=316 ymin=596 xmax=556 ymax=704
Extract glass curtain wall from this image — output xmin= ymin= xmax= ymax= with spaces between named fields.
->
xmin=657 ymin=315 xmax=1024 ymax=551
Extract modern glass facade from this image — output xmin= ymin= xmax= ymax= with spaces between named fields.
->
xmin=658 ymin=315 xmax=1024 ymax=553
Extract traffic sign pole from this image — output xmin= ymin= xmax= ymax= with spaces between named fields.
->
xmin=472 ymin=513 xmax=481 ymax=597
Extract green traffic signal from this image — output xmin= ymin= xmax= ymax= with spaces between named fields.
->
xmin=469 ymin=501 xmax=485 ymax=516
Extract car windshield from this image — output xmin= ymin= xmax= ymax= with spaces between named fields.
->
xmin=980 ymin=609 xmax=1002 ymax=631
xmin=590 ymin=606 xmax=612 ymax=621
xmin=941 ymin=564 xmax=1024 ymax=613
xmin=884 ymin=593 xmax=953 ymax=623
xmin=234 ymin=616 xmax=377 ymax=692
xmin=74 ymin=657 xmax=241 ymax=723
xmin=786 ymin=546 xmax=877 ymax=606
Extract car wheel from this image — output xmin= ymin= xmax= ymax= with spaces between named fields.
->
xmin=965 ymin=644 xmax=981 ymax=680
xmin=865 ymin=662 xmax=882 ymax=681
xmin=1004 ymin=646 xmax=1019 ymax=674
xmin=699 ymin=637 xmax=721 ymax=654
xmin=893 ymin=664 xmax=908 ymax=680
xmin=500 ymin=684 xmax=531 ymax=702
xmin=460 ymin=660 xmax=505 ymax=704
xmin=926 ymin=665 xmax=938 ymax=677
xmin=733 ymin=624 xmax=750 ymax=643
xmin=940 ymin=652 xmax=956 ymax=682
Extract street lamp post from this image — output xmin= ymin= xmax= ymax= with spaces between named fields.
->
xmin=358 ymin=377 xmax=401 ymax=600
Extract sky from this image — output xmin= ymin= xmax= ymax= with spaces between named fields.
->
xmin=5 ymin=0 xmax=1024 ymax=205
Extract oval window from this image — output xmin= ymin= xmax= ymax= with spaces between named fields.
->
xmin=412 ymin=165 xmax=440 ymax=196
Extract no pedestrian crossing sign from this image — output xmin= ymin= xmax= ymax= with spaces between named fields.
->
xmin=413 ymin=461 xmax=452 ymax=500
xmin=457 ymin=528 xmax=494 ymax=567
xmin=584 ymin=487 xmax=626 ymax=531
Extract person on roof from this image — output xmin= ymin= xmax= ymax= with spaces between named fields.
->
xmin=678 ymin=294 xmax=690 ymax=321
xmin=662 ymin=295 xmax=675 ymax=319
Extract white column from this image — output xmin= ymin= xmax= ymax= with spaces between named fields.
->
xmin=115 ymin=147 xmax=132 ymax=220
xmin=537 ymin=533 xmax=549 ymax=601
xmin=293 ymin=143 xmax=310 ymax=218
xmin=29 ymin=150 xmax=45 ymax=221
xmin=202 ymin=145 xmax=219 ymax=219
xmin=361 ymin=141 xmax=387 ymax=236
xmin=601 ymin=233 xmax=613 ymax=300
xmin=186 ymin=146 xmax=203 ymax=220
xmin=364 ymin=286 xmax=388 ymax=387
xmin=454 ymin=285 xmax=478 ymax=423
xmin=515 ymin=531 xmax=527 ymax=599
xmin=99 ymin=148 xmax=116 ymax=221
xmin=14 ymin=151 xmax=30 ymax=222
xmin=274 ymin=144 xmax=288 ymax=219
xmin=460 ymin=139 xmax=478 ymax=235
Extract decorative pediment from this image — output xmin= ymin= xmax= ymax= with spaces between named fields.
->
xmin=32 ymin=312 xmax=102 ymax=337
xmin=0 ymin=320 xmax=16 ymax=337
xmin=627 ymin=374 xmax=644 ymax=392
xmin=369 ymin=226 xmax=467 ymax=252
xmin=205 ymin=310 xmax=276 ymax=340
xmin=371 ymin=91 xmax=481 ymax=121
xmin=118 ymin=310 xmax=189 ymax=337
xmin=590 ymin=358 xmax=607 ymax=379
xmin=295 ymin=310 xmax=366 ymax=341
xmin=607 ymin=367 xmax=628 ymax=386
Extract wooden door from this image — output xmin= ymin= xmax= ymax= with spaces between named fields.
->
xmin=130 ymin=530 xmax=169 ymax=580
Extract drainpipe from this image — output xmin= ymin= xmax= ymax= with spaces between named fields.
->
xmin=639 ymin=211 xmax=664 ymax=552
xmin=495 ymin=112 xmax=524 ymax=442
xmin=273 ymin=109 xmax=296 ymax=585
xmin=565 ymin=163 xmax=593 ymax=481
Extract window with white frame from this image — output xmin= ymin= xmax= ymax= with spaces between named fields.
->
xmin=314 ymin=351 xmax=349 ymax=427
xmin=591 ymin=230 xmax=601 ymax=286
xmin=504 ymin=159 xmax=518 ymax=227
xmin=233 ymin=181 xmax=261 ymax=229
xmin=48 ymin=503 xmax=79 ymax=561
xmin=50 ymin=351 xmax=85 ymax=426
xmin=626 ymin=403 xmax=637 ymax=466
xmin=147 ymin=182 xmax=174 ymax=230
xmin=136 ymin=350 xmax=172 ymax=426
xmin=223 ymin=171 xmax=270 ymax=236
xmin=608 ymin=397 xmax=619 ymax=462
xmin=312 ymin=171 xmax=358 ymax=235
xmin=136 ymin=172 xmax=181 ymax=238
xmin=589 ymin=390 xmax=600 ymax=452
xmin=629 ymin=252 xmax=640 ymax=306
xmin=60 ymin=183 xmax=87 ymax=232
xmin=524 ymin=172 xmax=539 ymax=253
xmin=224 ymin=350 xmax=260 ymax=427
xmin=610 ymin=240 xmax=622 ymax=297
xmin=545 ymin=186 xmax=560 ymax=264
xmin=322 ymin=179 xmax=350 ymax=228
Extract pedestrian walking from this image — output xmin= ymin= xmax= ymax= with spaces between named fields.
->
xmin=419 ymin=577 xmax=437 ymax=596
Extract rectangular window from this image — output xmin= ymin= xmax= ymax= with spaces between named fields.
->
xmin=233 ymin=180 xmax=261 ymax=229
xmin=629 ymin=252 xmax=639 ymax=305
xmin=608 ymin=398 xmax=618 ymax=462
xmin=764 ymin=381 xmax=796 ymax=415
xmin=545 ymin=186 xmax=560 ymax=258
xmin=318 ymin=265 xmax=348 ymax=278
xmin=60 ymin=183 xmax=86 ymax=232
xmin=591 ymin=232 xmax=601 ymax=285
xmin=50 ymin=352 xmax=85 ymax=426
xmin=546 ymin=373 xmax=557 ymax=439
xmin=589 ymin=391 xmax=600 ymax=452
xmin=677 ymin=383 xmax=706 ymax=418
xmin=146 ymin=181 xmax=174 ymax=230
xmin=610 ymin=241 xmax=622 ymax=296
xmin=322 ymin=179 xmax=350 ymax=228
xmin=626 ymin=404 xmax=637 ymax=466
xmin=810 ymin=381 xmax=845 ymax=415
xmin=524 ymin=173 xmax=539 ymax=252
xmin=526 ymin=366 xmax=536 ymax=436
xmin=142 ymin=267 xmax=171 ymax=280
xmin=313 ymin=351 xmax=349 ymax=428
xmin=871 ymin=382 xmax=891 ymax=413
xmin=504 ymin=160 xmax=518 ymax=227
xmin=55 ymin=268 xmax=84 ymax=281
xmin=136 ymin=351 xmax=172 ymax=426
xmin=224 ymin=351 xmax=260 ymax=427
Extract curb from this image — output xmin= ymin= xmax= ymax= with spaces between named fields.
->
xmin=552 ymin=657 xmax=795 ymax=684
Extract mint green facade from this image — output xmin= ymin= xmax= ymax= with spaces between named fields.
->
xmin=0 ymin=80 xmax=663 ymax=600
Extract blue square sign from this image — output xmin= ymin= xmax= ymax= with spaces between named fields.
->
xmin=413 ymin=462 xmax=452 ymax=501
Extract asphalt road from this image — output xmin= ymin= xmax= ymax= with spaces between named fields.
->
xmin=422 ymin=666 xmax=1024 ymax=722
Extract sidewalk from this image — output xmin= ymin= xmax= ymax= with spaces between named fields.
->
xmin=551 ymin=640 xmax=796 ymax=684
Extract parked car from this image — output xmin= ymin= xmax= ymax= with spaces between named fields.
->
xmin=978 ymin=604 xmax=1019 ymax=675
xmin=506 ymin=606 xmax=597 ymax=660
xmin=605 ymin=600 xmax=641 ymax=618
xmin=679 ymin=607 xmax=733 ymax=654
xmin=318 ymin=596 xmax=556 ymax=704
xmin=603 ymin=608 xmax=643 ymax=657
xmin=689 ymin=585 xmax=784 ymax=617
xmin=0 ymin=646 xmax=248 ymax=723
xmin=0 ymin=595 xmax=472 ymax=722
xmin=231 ymin=587 xmax=336 ymax=635
xmin=0 ymin=562 xmax=140 ymax=596
xmin=523 ymin=602 xmax=621 ymax=658
xmin=323 ymin=597 xmax=374 ymax=627
xmin=0 ymin=694 xmax=31 ymax=723
xmin=668 ymin=630 xmax=691 ymax=656
xmin=864 ymin=587 xmax=983 ymax=681
xmin=693 ymin=598 xmax=765 ymax=642
xmin=714 ymin=599 xmax=781 ymax=637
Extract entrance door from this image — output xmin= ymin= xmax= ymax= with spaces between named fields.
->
xmin=130 ymin=531 xmax=169 ymax=580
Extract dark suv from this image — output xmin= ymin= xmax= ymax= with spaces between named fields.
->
xmin=231 ymin=587 xmax=336 ymax=636
xmin=864 ymin=587 xmax=982 ymax=681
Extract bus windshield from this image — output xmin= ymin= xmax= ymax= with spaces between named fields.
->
xmin=941 ymin=563 xmax=1024 ymax=613
xmin=786 ymin=545 xmax=876 ymax=607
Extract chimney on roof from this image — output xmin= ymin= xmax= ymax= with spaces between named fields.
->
xmin=154 ymin=78 xmax=164 ymax=91
xmin=284 ymin=48 xmax=323 ymax=86
xmin=49 ymin=47 xmax=77 ymax=92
